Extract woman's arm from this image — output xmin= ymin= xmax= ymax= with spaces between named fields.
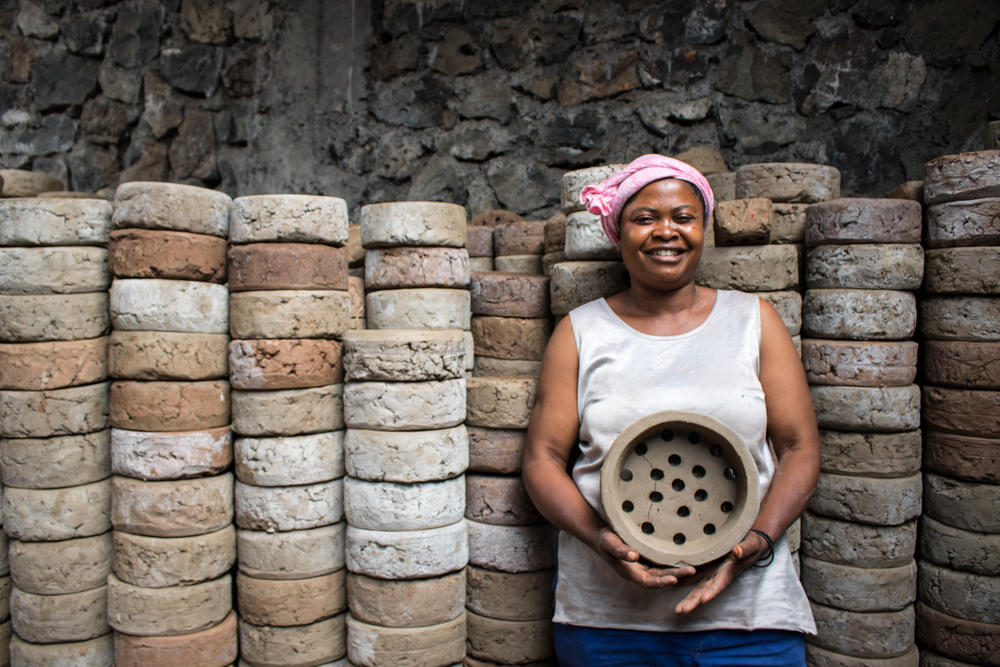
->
xmin=674 ymin=298 xmax=821 ymax=613
xmin=522 ymin=317 xmax=696 ymax=588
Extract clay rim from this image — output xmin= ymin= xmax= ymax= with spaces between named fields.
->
xmin=600 ymin=410 xmax=761 ymax=567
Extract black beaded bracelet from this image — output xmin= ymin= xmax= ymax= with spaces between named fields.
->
xmin=748 ymin=528 xmax=775 ymax=567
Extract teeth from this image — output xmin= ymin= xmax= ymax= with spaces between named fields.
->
xmin=649 ymin=249 xmax=681 ymax=256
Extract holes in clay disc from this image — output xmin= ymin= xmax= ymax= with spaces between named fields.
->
xmin=602 ymin=413 xmax=760 ymax=565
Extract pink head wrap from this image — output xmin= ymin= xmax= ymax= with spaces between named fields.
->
xmin=580 ymin=154 xmax=715 ymax=246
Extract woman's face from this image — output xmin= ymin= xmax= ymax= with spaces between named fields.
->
xmin=617 ymin=178 xmax=705 ymax=292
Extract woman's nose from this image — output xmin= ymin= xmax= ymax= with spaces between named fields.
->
xmin=651 ymin=217 xmax=680 ymax=236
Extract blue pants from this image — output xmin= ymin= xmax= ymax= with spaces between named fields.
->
xmin=553 ymin=623 xmax=806 ymax=667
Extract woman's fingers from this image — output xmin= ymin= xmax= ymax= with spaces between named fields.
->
xmin=733 ymin=531 xmax=770 ymax=563
xmin=633 ymin=563 xmax=698 ymax=588
xmin=597 ymin=528 xmax=700 ymax=588
xmin=595 ymin=524 xmax=777 ymax=602
xmin=615 ymin=560 xmax=684 ymax=588
xmin=674 ymin=538 xmax=767 ymax=614
xmin=673 ymin=534 xmax=771 ymax=614
xmin=674 ymin=559 xmax=736 ymax=614
xmin=643 ymin=561 xmax=698 ymax=587
xmin=597 ymin=528 xmax=639 ymax=562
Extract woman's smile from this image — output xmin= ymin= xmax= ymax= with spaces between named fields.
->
xmin=643 ymin=246 xmax=687 ymax=260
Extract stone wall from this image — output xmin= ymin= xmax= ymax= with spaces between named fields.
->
xmin=1 ymin=0 xmax=998 ymax=216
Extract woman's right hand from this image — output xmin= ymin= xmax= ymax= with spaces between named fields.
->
xmin=592 ymin=527 xmax=697 ymax=588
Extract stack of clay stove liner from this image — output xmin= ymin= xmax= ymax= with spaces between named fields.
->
xmin=464 ymin=376 xmax=555 ymax=665
xmin=469 ymin=209 xmax=525 ymax=274
xmin=798 ymin=197 xmax=924 ymax=666
xmin=346 ymin=223 xmax=366 ymax=330
xmin=104 ymin=182 xmax=236 ymax=665
xmin=493 ymin=216 xmax=547 ymax=275
xmin=549 ymin=165 xmax=628 ymax=320
xmin=542 ymin=213 xmax=566 ymax=277
xmin=464 ymin=273 xmax=555 ymax=665
xmin=703 ymin=162 xmax=846 ymax=356
xmin=732 ymin=163 xmax=843 ymax=275
xmin=342 ymin=201 xmax=470 ymax=666
xmin=226 ymin=195 xmax=352 ymax=667
xmin=0 ymin=197 xmax=113 ymax=664
xmin=916 ymin=150 xmax=1000 ymax=666
xmin=467 ymin=215 xmax=496 ymax=272
xmin=469 ymin=271 xmax=551 ymax=379
xmin=561 ymin=164 xmax=622 ymax=266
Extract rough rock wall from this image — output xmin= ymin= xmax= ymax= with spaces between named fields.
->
xmin=1 ymin=0 xmax=998 ymax=216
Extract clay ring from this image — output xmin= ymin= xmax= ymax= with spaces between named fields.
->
xmin=600 ymin=410 xmax=761 ymax=567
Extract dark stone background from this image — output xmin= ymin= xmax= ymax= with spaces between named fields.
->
xmin=2 ymin=0 xmax=998 ymax=217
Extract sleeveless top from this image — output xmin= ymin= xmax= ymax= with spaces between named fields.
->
xmin=553 ymin=290 xmax=816 ymax=634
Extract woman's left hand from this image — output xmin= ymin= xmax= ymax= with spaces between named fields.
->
xmin=672 ymin=530 xmax=770 ymax=615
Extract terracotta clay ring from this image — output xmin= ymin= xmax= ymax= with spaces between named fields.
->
xmin=600 ymin=410 xmax=760 ymax=567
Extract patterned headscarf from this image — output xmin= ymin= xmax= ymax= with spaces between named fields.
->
xmin=580 ymin=154 xmax=714 ymax=245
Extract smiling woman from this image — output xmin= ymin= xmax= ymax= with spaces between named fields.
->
xmin=522 ymin=154 xmax=820 ymax=666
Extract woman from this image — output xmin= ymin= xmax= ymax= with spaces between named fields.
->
xmin=523 ymin=155 xmax=819 ymax=666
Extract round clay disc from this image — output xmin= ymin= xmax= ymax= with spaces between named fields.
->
xmin=600 ymin=410 xmax=760 ymax=567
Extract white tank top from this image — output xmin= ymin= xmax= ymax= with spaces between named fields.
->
xmin=554 ymin=291 xmax=816 ymax=634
